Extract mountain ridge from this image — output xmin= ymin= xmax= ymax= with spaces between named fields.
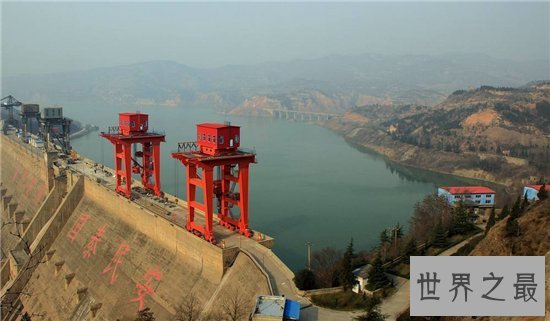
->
xmin=2 ymin=53 xmax=547 ymax=111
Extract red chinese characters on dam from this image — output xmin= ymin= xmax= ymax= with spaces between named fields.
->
xmin=82 ymin=224 xmax=107 ymax=259
xmin=102 ymin=241 xmax=131 ymax=285
xmin=27 ymin=176 xmax=37 ymax=192
xmin=11 ymin=167 xmax=21 ymax=182
xmin=20 ymin=170 xmax=30 ymax=183
xmin=130 ymin=266 xmax=162 ymax=310
xmin=67 ymin=213 xmax=91 ymax=241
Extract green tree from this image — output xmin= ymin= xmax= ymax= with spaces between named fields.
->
xmin=354 ymin=296 xmax=386 ymax=321
xmin=135 ymin=308 xmax=155 ymax=321
xmin=450 ymin=203 xmax=474 ymax=235
xmin=432 ymin=221 xmax=447 ymax=248
xmin=485 ymin=207 xmax=496 ymax=235
xmin=390 ymin=223 xmax=403 ymax=243
xmin=521 ymin=192 xmax=529 ymax=211
xmin=505 ymin=216 xmax=520 ymax=237
xmin=510 ymin=195 xmax=522 ymax=219
xmin=403 ymin=237 xmax=418 ymax=264
xmin=340 ymin=238 xmax=356 ymax=291
xmin=21 ymin=313 xmax=31 ymax=321
xmin=379 ymin=229 xmax=389 ymax=245
xmin=538 ymin=184 xmax=548 ymax=200
xmin=497 ymin=205 xmax=509 ymax=221
xmin=367 ymin=254 xmax=390 ymax=290
xmin=294 ymin=268 xmax=317 ymax=290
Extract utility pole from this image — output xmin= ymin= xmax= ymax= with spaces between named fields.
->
xmin=306 ymin=242 xmax=312 ymax=271
xmin=391 ymin=225 xmax=401 ymax=253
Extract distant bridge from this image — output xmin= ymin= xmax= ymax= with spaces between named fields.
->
xmin=264 ymin=109 xmax=341 ymax=122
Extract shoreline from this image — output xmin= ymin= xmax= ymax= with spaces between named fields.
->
xmin=343 ymin=137 xmax=511 ymax=198
xmin=70 ymin=125 xmax=99 ymax=139
xmin=319 ymin=122 xmax=517 ymax=202
xmin=347 ymin=138 xmax=507 ymax=186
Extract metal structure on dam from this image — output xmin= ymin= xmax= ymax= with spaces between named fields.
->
xmin=172 ymin=122 xmax=256 ymax=243
xmin=100 ymin=112 xmax=165 ymax=199
xmin=0 ymin=101 xmax=308 ymax=321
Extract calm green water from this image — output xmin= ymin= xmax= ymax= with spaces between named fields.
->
xmin=68 ymin=105 xmax=478 ymax=271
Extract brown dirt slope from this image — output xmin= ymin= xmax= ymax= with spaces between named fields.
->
xmin=443 ymin=199 xmax=550 ymax=321
xmin=471 ymin=198 xmax=550 ymax=257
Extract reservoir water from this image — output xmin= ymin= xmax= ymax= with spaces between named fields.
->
xmin=68 ymin=105 xmax=477 ymax=271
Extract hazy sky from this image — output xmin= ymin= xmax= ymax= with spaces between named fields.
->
xmin=2 ymin=2 xmax=549 ymax=76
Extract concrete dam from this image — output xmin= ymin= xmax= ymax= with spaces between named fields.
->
xmin=0 ymin=128 xmax=301 ymax=321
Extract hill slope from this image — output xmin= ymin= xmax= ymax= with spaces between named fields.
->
xmin=325 ymin=83 xmax=550 ymax=192
xmin=472 ymin=198 xmax=550 ymax=256
xmin=442 ymin=199 xmax=550 ymax=321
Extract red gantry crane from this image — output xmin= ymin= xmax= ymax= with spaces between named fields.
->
xmin=172 ymin=122 xmax=256 ymax=243
xmin=101 ymin=112 xmax=165 ymax=199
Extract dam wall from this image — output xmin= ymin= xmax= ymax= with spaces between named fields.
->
xmin=1 ymin=135 xmax=50 ymax=262
xmin=1 ymin=175 xmax=84 ymax=319
xmin=202 ymin=251 xmax=272 ymax=316
xmin=1 ymin=135 xmax=53 ymax=298
xmin=15 ymin=179 xmax=67 ymax=252
xmin=83 ymin=177 xmax=229 ymax=283
xmin=1 ymin=135 xmax=274 ymax=321
xmin=16 ymin=175 xmax=267 ymax=321
xmin=0 ymin=136 xmax=50 ymax=215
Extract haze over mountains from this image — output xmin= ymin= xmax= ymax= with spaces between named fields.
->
xmin=2 ymin=53 xmax=548 ymax=112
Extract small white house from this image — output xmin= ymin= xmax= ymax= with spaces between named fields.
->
xmin=352 ymin=264 xmax=372 ymax=294
xmin=523 ymin=184 xmax=549 ymax=201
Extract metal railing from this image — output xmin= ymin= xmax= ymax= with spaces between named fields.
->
xmin=176 ymin=141 xmax=199 ymax=153
xmin=107 ymin=126 xmax=120 ymax=134
xmin=104 ymin=126 xmax=165 ymax=136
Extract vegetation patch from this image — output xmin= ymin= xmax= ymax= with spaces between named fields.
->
xmin=311 ymin=291 xmax=374 ymax=311
xmin=451 ymin=234 xmax=485 ymax=256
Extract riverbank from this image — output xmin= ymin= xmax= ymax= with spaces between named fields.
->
xmin=323 ymin=121 xmax=525 ymax=203
xmin=70 ymin=124 xmax=99 ymax=139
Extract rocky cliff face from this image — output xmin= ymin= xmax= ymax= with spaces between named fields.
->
xmin=229 ymin=91 xmax=394 ymax=116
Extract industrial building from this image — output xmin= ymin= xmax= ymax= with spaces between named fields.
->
xmin=437 ymin=186 xmax=496 ymax=207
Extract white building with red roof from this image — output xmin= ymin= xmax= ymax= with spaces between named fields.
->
xmin=522 ymin=184 xmax=550 ymax=201
xmin=437 ymin=186 xmax=496 ymax=207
